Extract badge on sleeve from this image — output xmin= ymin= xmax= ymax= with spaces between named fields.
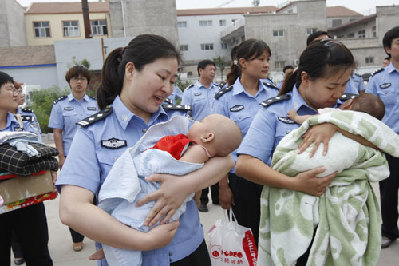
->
xmin=380 ymin=83 xmax=392 ymax=89
xmin=101 ymin=138 xmax=127 ymax=149
xmin=230 ymin=105 xmax=244 ymax=112
xmin=87 ymin=107 xmax=97 ymax=111
xmin=278 ymin=116 xmax=295 ymax=124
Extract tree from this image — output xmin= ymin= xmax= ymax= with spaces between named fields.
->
xmin=213 ymin=56 xmax=226 ymax=82
xmin=28 ymin=86 xmax=69 ymax=133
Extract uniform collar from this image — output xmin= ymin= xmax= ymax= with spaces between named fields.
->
xmin=232 ymin=77 xmax=265 ymax=96
xmin=195 ymin=80 xmax=215 ymax=90
xmin=1 ymin=113 xmax=17 ymax=131
xmin=113 ymin=96 xmax=168 ymax=130
xmin=68 ymin=93 xmax=89 ymax=102
xmin=387 ymin=62 xmax=399 ymax=74
xmin=291 ymin=86 xmax=316 ymax=113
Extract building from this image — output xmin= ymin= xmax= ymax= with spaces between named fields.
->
xmin=25 ymin=1 xmax=111 ymax=46
xmin=0 ymin=0 xmax=27 ymax=47
xmin=109 ymin=0 xmax=178 ymax=45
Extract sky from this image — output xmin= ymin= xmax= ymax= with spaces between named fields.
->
xmin=16 ymin=0 xmax=399 ymax=15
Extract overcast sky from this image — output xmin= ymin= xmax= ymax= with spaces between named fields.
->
xmin=16 ymin=0 xmax=399 ymax=15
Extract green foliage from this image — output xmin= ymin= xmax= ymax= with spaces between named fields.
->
xmin=176 ymin=75 xmax=193 ymax=92
xmin=213 ymin=56 xmax=226 ymax=82
xmin=69 ymin=56 xmax=91 ymax=69
xmin=27 ymin=86 xmax=69 ymax=133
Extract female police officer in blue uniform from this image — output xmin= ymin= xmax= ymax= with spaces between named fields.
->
xmin=214 ymin=38 xmax=279 ymax=245
xmin=0 ymin=71 xmax=53 ymax=266
xmin=56 ymin=34 xmax=234 ymax=266
xmin=49 ymin=65 xmax=98 ymax=251
xmin=236 ymin=39 xmax=355 ymax=265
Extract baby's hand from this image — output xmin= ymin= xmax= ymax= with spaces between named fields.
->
xmin=89 ymin=248 xmax=105 ymax=260
xmin=287 ymin=109 xmax=298 ymax=120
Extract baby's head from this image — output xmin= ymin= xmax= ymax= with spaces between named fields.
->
xmin=340 ymin=93 xmax=385 ymax=120
xmin=188 ymin=114 xmax=242 ymax=157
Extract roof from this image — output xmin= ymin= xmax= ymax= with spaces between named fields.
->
xmin=328 ymin=14 xmax=377 ymax=31
xmin=26 ymin=2 xmax=109 ymax=15
xmin=326 ymin=6 xmax=363 ymax=18
xmin=0 ymin=46 xmax=55 ymax=67
xmin=177 ymin=6 xmax=277 ymax=16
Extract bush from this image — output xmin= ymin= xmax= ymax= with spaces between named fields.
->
xmin=28 ymin=86 xmax=69 ymax=133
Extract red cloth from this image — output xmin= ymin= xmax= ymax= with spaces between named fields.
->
xmin=151 ymin=134 xmax=195 ymax=160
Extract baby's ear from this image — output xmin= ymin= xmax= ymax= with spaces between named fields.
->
xmin=200 ymin=132 xmax=215 ymax=143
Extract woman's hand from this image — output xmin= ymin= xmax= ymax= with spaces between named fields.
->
xmin=136 ymin=173 xmax=190 ymax=227
xmin=219 ymin=175 xmax=234 ymax=210
xmin=294 ymin=167 xmax=336 ymax=196
xmin=298 ymin=123 xmax=338 ymax=157
xmin=50 ymin=170 xmax=58 ymax=193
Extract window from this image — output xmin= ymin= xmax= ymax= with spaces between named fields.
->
xmin=221 ymin=42 xmax=227 ymax=49
xmin=219 ymin=20 xmax=226 ymax=26
xmin=306 ymin=28 xmax=318 ymax=35
xmin=180 ymin=45 xmax=188 ymax=51
xmin=332 ymin=19 xmax=342 ymax=27
xmin=199 ymin=20 xmax=212 ymax=27
xmin=177 ymin=21 xmax=187 ymax=27
xmin=372 ymin=26 xmax=377 ymax=37
xmin=200 ymin=43 xmax=214 ymax=50
xmin=91 ymin=19 xmax=107 ymax=36
xmin=63 ymin=21 xmax=80 ymax=37
xmin=365 ymin=57 xmax=374 ymax=64
xmin=275 ymin=61 xmax=285 ymax=69
xmin=358 ymin=29 xmax=365 ymax=38
xmin=273 ymin=30 xmax=284 ymax=37
xmin=33 ymin=21 xmax=50 ymax=38
xmin=347 ymin=33 xmax=355 ymax=38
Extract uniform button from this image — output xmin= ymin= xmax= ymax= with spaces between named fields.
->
xmin=142 ymin=129 xmax=147 ymax=133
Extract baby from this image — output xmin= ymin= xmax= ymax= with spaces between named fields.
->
xmin=95 ymin=114 xmax=242 ymax=266
xmin=287 ymin=93 xmax=385 ymax=124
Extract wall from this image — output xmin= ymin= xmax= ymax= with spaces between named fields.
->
xmin=1 ymin=65 xmax=57 ymax=89
xmin=0 ymin=0 xmax=27 ymax=47
xmin=376 ymin=6 xmax=399 ymax=45
xmin=25 ymin=13 xmax=111 ymax=46
xmin=109 ymin=0 xmax=178 ymax=45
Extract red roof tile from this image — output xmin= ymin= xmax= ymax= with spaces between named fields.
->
xmin=326 ymin=6 xmax=362 ymax=18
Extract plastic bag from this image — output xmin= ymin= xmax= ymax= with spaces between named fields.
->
xmin=207 ymin=210 xmax=257 ymax=266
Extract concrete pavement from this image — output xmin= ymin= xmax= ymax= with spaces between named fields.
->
xmin=10 ymin=183 xmax=399 ymax=265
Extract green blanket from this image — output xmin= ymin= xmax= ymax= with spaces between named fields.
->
xmin=259 ymin=110 xmax=399 ymax=266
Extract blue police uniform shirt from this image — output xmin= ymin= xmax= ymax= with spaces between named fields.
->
xmin=56 ymin=96 xmax=202 ymax=266
xmin=17 ymin=107 xmax=42 ymax=141
xmin=48 ymin=93 xmax=98 ymax=156
xmin=166 ymin=85 xmax=183 ymax=105
xmin=346 ymin=74 xmax=364 ymax=94
xmin=0 ymin=112 xmax=37 ymax=135
xmin=237 ymin=86 xmax=337 ymax=164
xmin=181 ymin=80 xmax=218 ymax=121
xmin=214 ymin=78 xmax=279 ymax=171
xmin=366 ymin=62 xmax=399 ymax=134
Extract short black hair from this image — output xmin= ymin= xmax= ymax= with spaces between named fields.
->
xmin=306 ymin=31 xmax=331 ymax=46
xmin=283 ymin=65 xmax=294 ymax=73
xmin=0 ymin=71 xmax=14 ymax=89
xmin=383 ymin=26 xmax=399 ymax=52
xmin=65 ymin=65 xmax=91 ymax=83
xmin=197 ymin=60 xmax=215 ymax=75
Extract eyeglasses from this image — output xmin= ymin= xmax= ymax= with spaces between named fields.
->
xmin=3 ymin=84 xmax=18 ymax=95
xmin=71 ymin=77 xmax=88 ymax=82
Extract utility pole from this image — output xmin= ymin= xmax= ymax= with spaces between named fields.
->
xmin=81 ymin=0 xmax=92 ymax=38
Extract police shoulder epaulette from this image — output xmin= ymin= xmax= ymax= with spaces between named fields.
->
xmin=354 ymin=73 xmax=361 ymax=77
xmin=215 ymin=85 xmax=233 ymax=100
xmin=218 ymin=82 xmax=226 ymax=90
xmin=77 ymin=106 xmax=113 ymax=127
xmin=339 ymin=93 xmax=357 ymax=102
xmin=21 ymin=115 xmax=35 ymax=122
xmin=21 ymin=108 xmax=33 ymax=113
xmin=53 ymin=96 xmax=67 ymax=105
xmin=263 ymin=82 xmax=279 ymax=90
xmin=371 ymin=68 xmax=384 ymax=77
xmin=162 ymin=104 xmax=192 ymax=112
xmin=186 ymin=84 xmax=195 ymax=90
xmin=89 ymin=96 xmax=96 ymax=101
xmin=260 ymin=94 xmax=291 ymax=107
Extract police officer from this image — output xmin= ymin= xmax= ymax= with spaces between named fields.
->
xmin=236 ymin=40 xmax=354 ymax=265
xmin=214 ymin=38 xmax=279 ymax=245
xmin=366 ymin=26 xmax=399 ymax=249
xmin=164 ymin=85 xmax=183 ymax=105
xmin=0 ymin=71 xmax=53 ymax=266
xmin=48 ymin=65 xmax=98 ymax=252
xmin=276 ymin=65 xmax=294 ymax=89
xmin=56 ymin=34 xmax=233 ymax=266
xmin=346 ymin=72 xmax=365 ymax=94
xmin=182 ymin=59 xmax=219 ymax=212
